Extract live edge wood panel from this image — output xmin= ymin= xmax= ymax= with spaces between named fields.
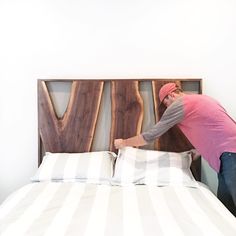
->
xmin=38 ymin=80 xmax=104 ymax=163
xmin=110 ymin=81 xmax=144 ymax=151
xmin=152 ymin=80 xmax=193 ymax=152
xmin=38 ymin=79 xmax=202 ymax=181
xmin=152 ymin=80 xmax=201 ymax=180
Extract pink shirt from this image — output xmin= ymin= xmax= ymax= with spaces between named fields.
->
xmin=142 ymin=94 xmax=236 ymax=172
xmin=178 ymin=94 xmax=236 ymax=172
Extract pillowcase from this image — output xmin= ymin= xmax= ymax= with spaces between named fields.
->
xmin=31 ymin=151 xmax=117 ymax=184
xmin=112 ymin=147 xmax=198 ymax=187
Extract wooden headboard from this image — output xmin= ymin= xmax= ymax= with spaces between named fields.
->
xmin=38 ymin=79 xmax=202 ymax=181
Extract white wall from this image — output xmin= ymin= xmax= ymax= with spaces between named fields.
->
xmin=0 ymin=0 xmax=236 ymax=202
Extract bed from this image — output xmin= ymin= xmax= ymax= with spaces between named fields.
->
xmin=0 ymin=79 xmax=235 ymax=236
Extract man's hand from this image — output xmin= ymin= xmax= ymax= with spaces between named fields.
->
xmin=189 ymin=149 xmax=201 ymax=161
xmin=114 ymin=139 xmax=126 ymax=149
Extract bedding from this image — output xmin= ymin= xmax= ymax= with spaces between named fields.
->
xmin=16 ymin=78 xmax=229 ymax=236
xmin=112 ymin=147 xmax=197 ymax=187
xmin=0 ymin=182 xmax=235 ymax=236
xmin=31 ymin=151 xmax=116 ymax=184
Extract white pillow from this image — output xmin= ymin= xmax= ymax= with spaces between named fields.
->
xmin=112 ymin=147 xmax=198 ymax=187
xmin=31 ymin=151 xmax=117 ymax=184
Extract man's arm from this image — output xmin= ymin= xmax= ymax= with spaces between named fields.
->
xmin=114 ymin=135 xmax=147 ymax=149
xmin=114 ymin=98 xmax=184 ymax=149
xmin=142 ymin=99 xmax=184 ymax=142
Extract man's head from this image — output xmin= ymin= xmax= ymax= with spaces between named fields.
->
xmin=159 ymin=82 xmax=183 ymax=107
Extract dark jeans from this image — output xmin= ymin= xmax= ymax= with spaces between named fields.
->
xmin=217 ymin=152 xmax=236 ymax=217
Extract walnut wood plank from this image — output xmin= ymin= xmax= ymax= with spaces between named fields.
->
xmin=110 ymin=80 xmax=144 ymax=151
xmin=152 ymin=80 xmax=192 ymax=151
xmin=152 ymin=80 xmax=201 ymax=180
xmin=38 ymin=80 xmax=104 ymax=163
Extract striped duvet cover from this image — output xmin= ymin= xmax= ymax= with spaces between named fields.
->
xmin=0 ymin=182 xmax=235 ymax=236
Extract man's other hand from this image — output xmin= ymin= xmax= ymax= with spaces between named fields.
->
xmin=114 ymin=139 xmax=126 ymax=149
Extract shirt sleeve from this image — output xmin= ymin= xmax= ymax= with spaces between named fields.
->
xmin=142 ymin=98 xmax=184 ymax=142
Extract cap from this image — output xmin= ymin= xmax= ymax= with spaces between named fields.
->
xmin=159 ymin=82 xmax=178 ymax=103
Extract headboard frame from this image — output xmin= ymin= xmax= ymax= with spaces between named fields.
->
xmin=38 ymin=79 xmax=202 ymax=181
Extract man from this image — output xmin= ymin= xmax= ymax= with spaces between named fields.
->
xmin=114 ymin=82 xmax=236 ymax=216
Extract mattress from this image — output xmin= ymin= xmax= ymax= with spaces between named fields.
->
xmin=0 ymin=182 xmax=235 ymax=236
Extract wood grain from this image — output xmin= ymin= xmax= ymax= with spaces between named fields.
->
xmin=38 ymin=80 xmax=104 ymax=163
xmin=152 ymin=80 xmax=201 ymax=180
xmin=110 ymin=80 xmax=144 ymax=151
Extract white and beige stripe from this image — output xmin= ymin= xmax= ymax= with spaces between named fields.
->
xmin=0 ymin=183 xmax=235 ymax=236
